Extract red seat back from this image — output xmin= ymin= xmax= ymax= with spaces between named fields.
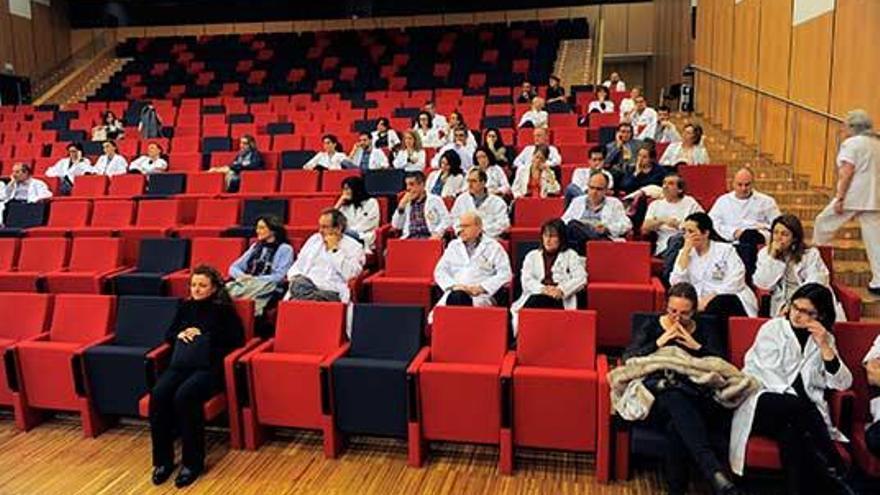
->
xmin=320 ymin=170 xmax=361 ymax=192
xmin=233 ymin=298 xmax=256 ymax=341
xmin=45 ymin=200 xmax=91 ymax=227
xmin=833 ymin=322 xmax=880 ymax=424
xmin=517 ymin=309 xmax=596 ymax=369
xmin=194 ymin=198 xmax=239 ymax=226
xmin=238 ymin=170 xmax=278 ymax=194
xmin=288 ymin=197 xmax=336 ymax=226
xmin=90 ymin=200 xmax=135 ymax=227
xmin=135 ymin=199 xmax=183 ymax=227
xmin=385 ymin=239 xmax=444 ymax=278
xmin=727 ymin=317 xmax=770 ymax=368
xmin=68 ymin=238 xmax=122 ymax=271
xmin=71 ymin=175 xmax=108 ymax=197
xmin=431 ymin=306 xmax=508 ymax=364
xmin=18 ymin=238 xmax=69 ymax=271
xmin=108 ymin=174 xmax=145 ymax=197
xmin=50 ymin=294 xmax=114 ymax=343
xmin=587 ymin=241 xmax=651 ymax=284
xmin=679 ymin=165 xmax=728 ymax=210
xmin=274 ymin=301 xmax=346 ymax=354
xmin=190 ymin=237 xmax=246 ymax=270
xmin=0 ymin=293 xmax=51 ymax=340
xmin=513 ymin=197 xmax=563 ymax=227
xmin=280 ymin=170 xmax=320 ymax=193
xmin=186 ymin=172 xmax=225 ymax=195
xmin=0 ymin=239 xmax=19 ymax=270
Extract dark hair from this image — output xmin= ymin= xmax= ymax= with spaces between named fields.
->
xmin=13 ymin=162 xmax=32 ymax=175
xmin=240 ymin=134 xmax=258 ymax=150
xmin=358 ymin=131 xmax=371 ymax=139
xmin=321 ymin=134 xmax=343 ymax=152
xmin=190 ymin=264 xmax=233 ymax=305
xmin=588 ymin=145 xmax=605 ymax=158
xmin=321 ymin=208 xmax=348 ymax=231
xmin=664 ymin=173 xmax=686 ymax=194
xmin=468 ymin=168 xmax=488 ymax=184
xmin=657 ymin=105 xmax=671 ymax=113
xmin=533 ymin=144 xmax=550 ymax=160
xmin=771 ymin=214 xmax=807 ymax=264
xmin=405 ymin=170 xmax=426 ymax=184
xmin=416 ymin=111 xmax=433 ymax=128
xmin=596 ymin=86 xmax=609 ymax=98
xmin=684 ymin=212 xmax=725 ymax=242
xmin=482 ymin=127 xmax=507 ymax=149
xmin=617 ymin=122 xmax=634 ymax=133
xmin=450 ymin=111 xmax=466 ymax=128
xmin=589 ymin=169 xmax=610 ymax=188
xmin=255 ymin=214 xmax=289 ymax=245
xmin=637 ymin=144 xmax=657 ymax=161
xmin=376 ymin=117 xmax=390 ymax=129
xmin=68 ymin=142 xmax=84 ymax=152
xmin=685 ymin=124 xmax=704 ymax=145
xmin=789 ymin=283 xmax=836 ymax=332
xmin=540 ymin=218 xmax=569 ymax=253
xmin=667 ymin=282 xmax=699 ymax=311
xmin=341 ymin=176 xmax=371 ymax=207
xmin=440 ymin=149 xmax=464 ymax=176
xmin=102 ymin=111 xmax=117 ymax=124
xmin=103 ymin=140 xmax=118 ymax=151
xmin=549 ymin=75 xmax=560 ymax=84
xmin=473 ymin=146 xmax=498 ymax=167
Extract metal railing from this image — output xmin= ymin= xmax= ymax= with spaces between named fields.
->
xmin=32 ymin=29 xmax=115 ymax=98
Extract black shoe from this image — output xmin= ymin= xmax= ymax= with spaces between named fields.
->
xmin=710 ymin=471 xmax=741 ymax=495
xmin=151 ymin=464 xmax=175 ymax=486
xmin=174 ymin=466 xmax=202 ymax=488
xmin=868 ymin=286 xmax=880 ymax=296
xmin=825 ymin=467 xmax=858 ymax=495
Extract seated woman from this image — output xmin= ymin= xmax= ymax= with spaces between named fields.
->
xmin=482 ymin=127 xmax=511 ymax=166
xmin=138 ymin=101 xmax=163 ymax=139
xmin=510 ymin=219 xmax=586 ymax=335
xmin=392 ymin=130 xmax=426 ymax=172
xmin=426 ymin=149 xmax=466 ymax=199
xmin=670 ymin=212 xmax=757 ymax=317
xmin=371 ymin=117 xmax=401 ymax=151
xmin=129 ymin=142 xmax=169 ymax=174
xmin=623 ymin=282 xmax=739 ymax=495
xmin=863 ymin=336 xmax=880 ymax=458
xmin=518 ymin=96 xmax=549 ymax=129
xmin=93 ymin=140 xmax=128 ymax=176
xmin=511 ymin=145 xmax=560 ymax=199
xmin=753 ymin=214 xmax=845 ymax=320
xmin=545 ymin=75 xmax=570 ymax=113
xmin=732 ymin=283 xmax=855 ymax=495
xmin=660 ymin=124 xmax=711 ymax=167
xmin=149 ymin=265 xmax=244 ymax=488
xmin=587 ymin=86 xmax=616 ymax=114
xmin=621 ymin=145 xmax=668 ymax=230
xmin=92 ymin=111 xmax=125 ymax=142
xmin=303 ymin=134 xmax=347 ymax=171
xmin=226 ymin=215 xmax=294 ymax=317
xmin=46 ymin=142 xmax=92 ymax=194
xmin=414 ymin=111 xmax=444 ymax=148
xmin=208 ymin=134 xmax=263 ymax=192
xmin=473 ymin=146 xmax=510 ymax=196
xmin=335 ymin=176 xmax=381 ymax=254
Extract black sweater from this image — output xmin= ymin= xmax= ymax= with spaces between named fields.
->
xmin=623 ymin=315 xmax=724 ymax=362
xmin=165 ymin=299 xmax=245 ymax=372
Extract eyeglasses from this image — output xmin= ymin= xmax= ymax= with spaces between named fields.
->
xmin=790 ymin=303 xmax=819 ymax=319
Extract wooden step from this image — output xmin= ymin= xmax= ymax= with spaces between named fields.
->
xmin=835 ymin=260 xmax=874 ymax=287
xmin=852 ymin=288 xmax=880 ymax=318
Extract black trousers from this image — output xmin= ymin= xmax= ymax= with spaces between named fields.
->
xmin=751 ymin=392 xmax=844 ymax=495
xmin=648 ymin=388 xmax=727 ymax=494
xmin=522 ymin=294 xmax=565 ymax=309
xmin=735 ymin=229 xmax=764 ymax=285
xmin=445 ymin=290 xmax=474 ymax=306
xmin=149 ymin=367 xmax=222 ymax=470
xmin=867 ymin=420 xmax=880 ymax=457
xmin=565 ymin=221 xmax=610 ymax=256
xmin=703 ymin=294 xmax=748 ymax=318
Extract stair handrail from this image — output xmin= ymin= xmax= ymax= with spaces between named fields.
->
xmin=32 ymin=29 xmax=116 ymax=99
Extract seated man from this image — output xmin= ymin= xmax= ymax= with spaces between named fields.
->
xmin=708 ymin=167 xmax=781 ymax=281
xmin=561 ymin=171 xmax=632 ymax=255
xmin=565 ymin=145 xmax=615 ymax=207
xmin=2 ymin=162 xmax=53 ymax=204
xmin=863 ymin=334 xmax=880 ymax=457
xmin=431 ymin=126 xmax=475 ymax=171
xmin=654 ymin=105 xmax=682 ymax=143
xmin=433 ymin=211 xmax=512 ymax=309
xmin=450 ymin=169 xmax=510 ymax=239
xmin=641 ymin=173 xmax=704 ymax=283
xmin=631 ymin=95 xmax=659 ymax=141
xmin=348 ymin=132 xmax=389 ymax=171
xmin=604 ymin=123 xmax=644 ymax=187
xmin=391 ymin=171 xmax=450 ymax=239
xmin=513 ymin=127 xmax=562 ymax=169
xmin=285 ymin=208 xmax=365 ymax=303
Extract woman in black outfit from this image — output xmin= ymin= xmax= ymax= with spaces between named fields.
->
xmin=150 ymin=265 xmax=244 ymax=488
xmin=623 ymin=282 xmax=740 ymax=495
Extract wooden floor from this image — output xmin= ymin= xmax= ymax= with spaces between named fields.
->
xmin=0 ymin=414 xmax=682 ymax=495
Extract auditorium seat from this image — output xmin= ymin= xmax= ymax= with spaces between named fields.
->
xmin=165 ymin=237 xmax=247 ymax=297
xmin=112 ymin=238 xmax=190 ymax=296
xmin=508 ymin=197 xmax=562 ymax=247
xmin=69 ymin=175 xmax=109 ymax=198
xmin=11 ymin=294 xmax=115 ymax=436
xmin=287 ymin=197 xmax=335 ymax=239
xmin=73 ymin=199 xmax=136 ymax=237
xmin=0 ymin=293 xmax=52 ymax=430
xmin=26 ymin=200 xmax=92 ymax=237
xmin=176 ymin=198 xmax=240 ymax=238
xmin=321 ymin=170 xmax=361 ymax=193
xmin=678 ymin=165 xmax=728 ymax=211
xmin=0 ymin=237 xmax=70 ymax=292
xmin=0 ymin=202 xmax=48 ymax=236
xmin=364 ymin=238 xmax=443 ymax=312
xmin=44 ymin=237 xmax=125 ymax=294
xmin=106 ymin=174 xmax=146 ymax=199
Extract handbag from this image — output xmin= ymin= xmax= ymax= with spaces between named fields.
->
xmin=170 ymin=332 xmax=211 ymax=369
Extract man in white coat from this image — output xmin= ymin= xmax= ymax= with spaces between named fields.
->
xmin=348 ymin=132 xmax=389 ymax=171
xmin=813 ymin=109 xmax=880 ymax=295
xmin=391 ymin=171 xmax=450 ymax=239
xmin=450 ymin=168 xmax=510 ymax=239
xmin=513 ymin=128 xmax=562 ymax=169
xmin=561 ymin=171 xmax=632 ymax=255
xmin=285 ymin=209 xmax=365 ymax=303
xmin=433 ymin=211 xmax=512 ymax=311
xmin=0 ymin=163 xmax=53 ymax=226
xmin=631 ymin=96 xmax=659 ymax=141
xmin=45 ymin=142 xmax=92 ymax=193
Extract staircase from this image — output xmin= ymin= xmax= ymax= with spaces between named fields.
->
xmin=64 ymin=57 xmax=131 ymax=105
xmin=674 ymin=114 xmax=880 ymax=318
xmin=554 ymin=39 xmax=592 ymax=87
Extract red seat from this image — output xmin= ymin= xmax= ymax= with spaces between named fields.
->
xmin=73 ymin=199 xmax=136 ymax=237
xmin=0 ymin=239 xmax=19 ymax=270
xmin=589 ymin=113 xmax=619 ymax=129
xmin=320 ymin=170 xmax=361 ymax=192
xmin=586 ymin=242 xmax=665 ymax=348
xmin=280 ymin=170 xmax=320 ymax=194
xmin=239 ymin=301 xmax=348 ymax=455
xmin=184 ymin=172 xmax=225 ymax=197
xmin=553 ymin=128 xmax=588 ymax=146
xmin=27 ymin=200 xmax=92 ymax=237
xmin=69 ymin=176 xmax=109 ymax=198
xmin=679 ymin=165 xmax=728 ymax=211
xmin=12 ymin=294 xmax=115 ymax=436
xmin=176 ymin=198 xmax=240 ymax=238
xmin=364 ymin=239 xmax=443 ymax=311
xmin=117 ymin=199 xmax=186 ymax=264
xmin=817 ymin=246 xmax=862 ymax=321
xmin=106 ymin=174 xmax=145 ymax=199
xmin=287 ymin=197 xmax=336 ymax=238
xmin=168 ymin=152 xmax=203 ymax=173
xmin=504 ymin=309 xmax=610 ymax=481
xmin=228 ymin=170 xmax=278 ymax=196
xmin=166 ymin=237 xmax=247 ymax=297
xmin=44 ymin=238 xmax=124 ymax=293
xmin=0 ymin=293 xmax=52 ymax=429
xmin=508 ymin=197 xmax=563 ymax=248
xmin=408 ymin=306 xmax=512 ymax=470
xmin=0 ymin=238 xmax=70 ymax=292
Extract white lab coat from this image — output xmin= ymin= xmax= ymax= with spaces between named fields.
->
xmin=561 ymin=195 xmax=632 ymax=240
xmin=587 ymin=100 xmax=615 ymax=114
xmin=511 ymin=165 xmax=561 ymax=199
xmin=603 ymin=80 xmax=626 ymax=92
xmin=45 ymin=157 xmax=92 ymax=183
xmin=431 ymin=142 xmax=475 ymax=171
xmin=752 ymin=246 xmax=846 ymax=321
xmin=338 ymin=198 xmax=380 ymax=254
xmin=93 ymin=154 xmax=129 ymax=177
xmin=730 ymin=317 xmax=852 ymax=475
xmin=350 ymin=147 xmax=389 ymax=170
xmin=392 ymin=149 xmax=426 ymax=171
xmin=285 ymin=233 xmax=365 ymax=303
xmin=518 ymin=110 xmax=549 ymax=129
xmin=129 ymin=155 xmax=168 ymax=174
xmin=444 ymin=128 xmax=478 ymax=149
xmin=433 ymin=235 xmax=512 ymax=308
xmin=415 ymin=127 xmax=444 ymax=149
xmin=654 ymin=122 xmax=682 ymax=143
xmin=431 ymin=114 xmax=448 ymax=132
xmin=709 ymin=191 xmax=781 ymax=242
xmin=391 ymin=194 xmax=450 ymax=238
xmin=632 ymin=107 xmax=658 ymax=141
xmin=863 ymin=335 xmax=880 ymax=423
xmin=0 ymin=178 xmax=53 ymax=224
xmin=643 ymin=195 xmax=704 ymax=254
xmin=670 ymin=240 xmax=758 ymax=316
xmin=303 ymin=151 xmax=348 ymax=171
xmin=371 ymin=129 xmax=401 ymax=150
xmin=450 ymin=193 xmax=510 ymax=239
xmin=659 ymin=142 xmax=711 ymax=166
xmin=619 ymin=98 xmax=636 ymax=122
xmin=425 ymin=170 xmax=465 ymax=199
xmin=510 ymin=248 xmax=587 ymax=334
xmin=513 ymin=145 xmax=562 ymax=169
xmin=479 ymin=165 xmax=511 ymax=196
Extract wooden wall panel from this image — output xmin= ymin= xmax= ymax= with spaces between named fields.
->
xmin=830 ymin=0 xmax=880 ymax=120
xmin=51 ymin=0 xmax=71 ymax=63
xmin=789 ymin=110 xmax=830 ymax=185
xmin=0 ymin=5 xmax=14 ymax=71
xmin=756 ymin=0 xmax=792 ymax=96
xmin=789 ymin=13 xmax=833 ymax=110
xmin=627 ymin=2 xmax=654 ymax=53
xmin=10 ymin=15 xmax=35 ymax=77
xmin=758 ymin=96 xmax=790 ymax=163
xmin=601 ymin=4 xmax=630 ymax=54
xmin=32 ymin=3 xmax=56 ymax=72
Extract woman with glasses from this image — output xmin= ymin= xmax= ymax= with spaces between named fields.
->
xmin=731 ymin=283 xmax=855 ymax=495
xmin=623 ymin=282 xmax=739 ymax=495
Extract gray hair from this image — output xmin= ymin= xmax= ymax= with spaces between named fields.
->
xmin=845 ymin=109 xmax=874 ymax=136
xmin=460 ymin=211 xmax=483 ymax=227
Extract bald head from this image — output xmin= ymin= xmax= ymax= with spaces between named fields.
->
xmin=733 ymin=168 xmax=754 ymax=199
xmin=458 ymin=211 xmax=483 ymax=242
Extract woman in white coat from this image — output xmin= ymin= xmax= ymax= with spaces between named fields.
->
xmin=659 ymin=124 xmax=711 ymax=167
xmin=753 ymin=214 xmax=846 ymax=320
xmin=334 ymin=176 xmax=380 ymax=254
xmin=511 ymin=145 xmax=561 ymax=199
xmin=731 ymin=283 xmax=855 ymax=495
xmin=510 ymin=219 xmax=586 ymax=335
xmin=46 ymin=142 xmax=92 ymax=192
xmin=425 ymin=149 xmax=466 ymax=199
xmin=371 ymin=117 xmax=401 ymax=151
xmin=93 ymin=140 xmax=128 ymax=176
xmin=391 ymin=130 xmax=426 ymax=172
xmin=670 ymin=212 xmax=757 ymax=317
xmin=129 ymin=142 xmax=168 ymax=174
xmin=302 ymin=134 xmax=348 ymax=171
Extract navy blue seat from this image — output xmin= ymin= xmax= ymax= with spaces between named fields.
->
xmin=267 ymin=122 xmax=294 ymax=135
xmin=331 ymin=304 xmax=424 ymax=438
xmin=113 ymin=238 xmax=189 ymax=295
xmin=83 ymin=296 xmax=181 ymax=416
xmin=481 ymin=116 xmax=514 ymax=130
xmin=0 ymin=202 xmax=48 ymax=237
xmin=225 ymin=199 xmax=287 ymax=237
xmin=144 ymin=173 xmax=185 ymax=196
xmin=82 ymin=141 xmax=104 ymax=156
xmin=203 ymin=137 xmax=232 ymax=153
xmin=228 ymin=114 xmax=254 ymax=124
xmin=364 ymin=169 xmax=405 ymax=197
xmin=280 ymin=150 xmax=315 ymax=169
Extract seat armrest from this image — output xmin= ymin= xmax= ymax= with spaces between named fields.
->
xmin=235 ymin=339 xmax=275 ymax=409
xmin=224 ymin=337 xmax=263 ymax=410
xmin=406 ymin=347 xmax=431 ymax=422
xmin=96 ymin=266 xmax=133 ymax=279
xmin=830 ymin=389 xmax=855 ymax=438
xmin=596 ymin=354 xmax=612 ymax=482
xmin=500 ymin=351 xmax=517 ymax=429
xmin=73 ymin=334 xmax=116 ymax=396
xmin=319 ymin=343 xmax=351 ymax=415
xmin=144 ymin=342 xmax=172 ymax=389
xmin=361 ymin=270 xmax=387 ymax=287
xmin=20 ymin=332 xmax=51 ymax=343
xmin=650 ymin=277 xmax=666 ymax=309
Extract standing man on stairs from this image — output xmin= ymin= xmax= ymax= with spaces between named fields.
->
xmin=814 ymin=109 xmax=880 ymax=296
